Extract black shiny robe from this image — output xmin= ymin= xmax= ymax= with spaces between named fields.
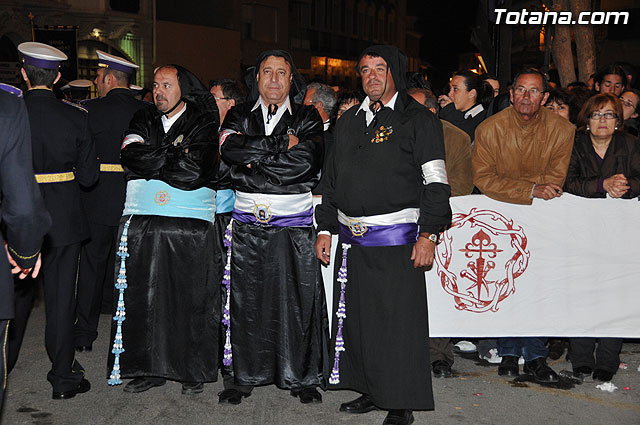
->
xmin=220 ymin=101 xmax=329 ymax=389
xmin=107 ymin=102 xmax=221 ymax=383
xmin=315 ymin=92 xmax=451 ymax=410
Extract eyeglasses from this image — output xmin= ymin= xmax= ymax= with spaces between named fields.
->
xmin=589 ymin=112 xmax=618 ymax=120
xmin=513 ymin=86 xmax=544 ymax=97
xmin=620 ymin=97 xmax=637 ymax=109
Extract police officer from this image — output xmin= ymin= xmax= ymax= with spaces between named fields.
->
xmin=18 ymin=41 xmax=99 ymax=399
xmin=0 ymin=87 xmax=51 ymax=410
xmin=74 ymin=50 xmax=146 ymax=352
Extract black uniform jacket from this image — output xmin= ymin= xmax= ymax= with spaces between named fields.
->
xmin=439 ymin=102 xmax=486 ymax=142
xmin=121 ymin=102 xmax=220 ymax=190
xmin=564 ymin=131 xmax=640 ymax=198
xmin=24 ymin=89 xmax=98 ymax=247
xmin=316 ymin=92 xmax=452 ymax=234
xmin=0 ymin=91 xmax=51 ymax=319
xmin=81 ymin=88 xmax=147 ymax=225
xmin=220 ymin=101 xmax=324 ymax=194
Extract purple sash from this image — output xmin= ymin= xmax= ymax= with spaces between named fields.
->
xmin=232 ymin=207 xmax=314 ymax=227
xmin=338 ymin=222 xmax=419 ymax=247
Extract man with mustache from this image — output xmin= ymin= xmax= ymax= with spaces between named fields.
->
xmin=473 ymin=68 xmax=575 ymax=383
xmin=218 ymin=50 xmax=327 ymax=405
xmin=107 ymin=65 xmax=221 ymax=395
xmin=315 ymin=45 xmax=451 ymax=425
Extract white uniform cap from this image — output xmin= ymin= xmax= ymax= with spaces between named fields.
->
xmin=18 ymin=42 xmax=67 ymax=69
xmin=69 ymin=79 xmax=93 ymax=88
xmin=96 ymin=50 xmax=139 ymax=74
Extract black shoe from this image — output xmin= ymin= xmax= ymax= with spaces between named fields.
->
xmin=498 ymin=356 xmax=519 ymax=377
xmin=218 ymin=388 xmax=251 ymax=405
xmin=181 ymin=382 xmax=204 ymax=395
xmin=523 ymin=358 xmax=559 ymax=383
xmin=123 ymin=377 xmax=166 ymax=393
xmin=432 ymin=360 xmax=452 ymax=378
xmin=547 ymin=339 xmax=566 ymax=360
xmin=52 ymin=378 xmax=91 ymax=400
xmin=592 ymin=369 xmax=614 ymax=382
xmin=339 ymin=394 xmax=378 ymax=414
xmin=572 ymin=365 xmax=593 ymax=378
xmin=383 ymin=409 xmax=414 ymax=425
xmin=75 ymin=345 xmax=92 ymax=353
xmin=290 ymin=387 xmax=322 ymax=404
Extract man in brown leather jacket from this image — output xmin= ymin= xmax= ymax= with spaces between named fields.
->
xmin=472 ymin=68 xmax=575 ymax=383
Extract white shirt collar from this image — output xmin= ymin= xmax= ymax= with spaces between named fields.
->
xmin=356 ymin=92 xmax=398 ymax=126
xmin=161 ymin=102 xmax=187 ymax=133
xmin=464 ymin=103 xmax=484 ymax=119
xmin=252 ymin=96 xmax=292 ymax=135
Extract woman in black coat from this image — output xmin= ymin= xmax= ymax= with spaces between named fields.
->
xmin=564 ymin=93 xmax=640 ymax=383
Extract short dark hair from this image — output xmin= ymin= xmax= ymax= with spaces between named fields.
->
xmin=577 ymin=93 xmax=624 ymax=132
xmin=22 ymin=63 xmax=58 ymax=88
xmin=511 ymin=68 xmax=550 ymax=93
xmin=212 ymin=79 xmax=247 ymax=104
xmin=594 ymin=64 xmax=627 ymax=91
xmin=545 ymin=88 xmax=579 ymax=124
xmin=407 ymin=87 xmax=438 ymax=111
xmin=102 ymin=67 xmax=130 ymax=85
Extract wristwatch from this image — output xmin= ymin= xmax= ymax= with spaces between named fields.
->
xmin=420 ymin=232 xmax=439 ymax=244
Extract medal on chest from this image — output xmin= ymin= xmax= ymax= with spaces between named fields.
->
xmin=371 ymin=125 xmax=393 ymax=144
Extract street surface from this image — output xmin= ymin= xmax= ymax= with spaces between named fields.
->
xmin=2 ymin=304 xmax=639 ymax=424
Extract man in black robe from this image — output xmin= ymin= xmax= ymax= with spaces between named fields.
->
xmin=315 ymin=45 xmax=452 ymax=425
xmin=218 ymin=50 xmax=327 ymax=405
xmin=107 ymin=65 xmax=220 ymax=395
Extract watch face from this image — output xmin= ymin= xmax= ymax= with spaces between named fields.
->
xmin=429 ymin=234 xmax=438 ymax=243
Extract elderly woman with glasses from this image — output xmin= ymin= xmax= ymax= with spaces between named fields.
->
xmin=563 ymin=92 xmax=640 ymax=382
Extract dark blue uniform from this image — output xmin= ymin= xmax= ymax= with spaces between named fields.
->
xmin=75 ymin=88 xmax=146 ymax=348
xmin=20 ymin=88 xmax=98 ymax=393
xmin=0 ymin=90 xmax=50 ymax=407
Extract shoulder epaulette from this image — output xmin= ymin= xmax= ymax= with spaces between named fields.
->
xmin=62 ymin=99 xmax=88 ymax=113
xmin=0 ymin=83 xmax=23 ymax=98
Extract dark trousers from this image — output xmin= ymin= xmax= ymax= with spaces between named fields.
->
xmin=43 ymin=243 xmax=85 ymax=391
xmin=497 ymin=337 xmax=548 ymax=362
xmin=75 ymin=223 xmax=118 ymax=346
xmin=570 ymin=338 xmax=623 ymax=373
xmin=430 ymin=338 xmax=454 ymax=366
xmin=7 ymin=276 xmax=38 ymax=373
xmin=1 ymin=319 xmax=9 ymax=411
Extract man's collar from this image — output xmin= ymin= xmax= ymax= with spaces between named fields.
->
xmin=252 ymin=96 xmax=292 ymax=114
xmin=463 ymin=103 xmax=484 ymax=119
xmin=356 ymin=91 xmax=399 ymax=116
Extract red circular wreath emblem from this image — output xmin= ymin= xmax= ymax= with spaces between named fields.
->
xmin=434 ymin=208 xmax=529 ymax=313
xmin=154 ymin=191 xmax=170 ymax=206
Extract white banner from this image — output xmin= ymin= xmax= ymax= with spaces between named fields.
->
xmin=427 ymin=194 xmax=640 ymax=337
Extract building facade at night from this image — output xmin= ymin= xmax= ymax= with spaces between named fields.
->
xmin=0 ymin=0 xmax=420 ymax=92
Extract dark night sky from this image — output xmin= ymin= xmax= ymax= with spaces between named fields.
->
xmin=408 ymin=0 xmax=480 ymax=93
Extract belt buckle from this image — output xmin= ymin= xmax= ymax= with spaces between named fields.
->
xmin=252 ymin=204 xmax=272 ymax=223
xmin=347 ymin=219 xmax=367 ymax=237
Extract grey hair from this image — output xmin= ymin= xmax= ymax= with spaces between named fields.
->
xmin=307 ymin=82 xmax=337 ymax=115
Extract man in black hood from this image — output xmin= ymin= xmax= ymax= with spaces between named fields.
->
xmin=218 ymin=50 xmax=327 ymax=405
xmin=106 ymin=64 xmax=221 ymax=395
xmin=316 ymin=45 xmax=451 ymax=425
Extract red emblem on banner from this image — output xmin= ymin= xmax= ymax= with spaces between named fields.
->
xmin=435 ymin=209 xmax=529 ymax=313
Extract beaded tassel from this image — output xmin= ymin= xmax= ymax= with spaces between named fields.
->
xmin=222 ymin=221 xmax=233 ymax=366
xmin=329 ymin=243 xmax=351 ymax=385
xmin=108 ymin=216 xmax=132 ymax=386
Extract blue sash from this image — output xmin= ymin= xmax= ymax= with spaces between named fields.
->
xmin=122 ymin=179 xmax=216 ymax=223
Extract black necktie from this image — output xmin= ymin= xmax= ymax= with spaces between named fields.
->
xmin=267 ymin=104 xmax=278 ymax=124
xmin=369 ymin=100 xmax=383 ymax=115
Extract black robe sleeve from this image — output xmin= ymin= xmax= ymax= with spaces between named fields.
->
xmin=0 ymin=94 xmax=51 ymax=269
xmin=413 ymin=109 xmax=452 ymax=234
xmin=74 ymin=111 xmax=99 ymax=188
xmin=220 ymin=106 xmax=289 ymax=165
xmin=121 ymin=105 xmax=220 ymax=190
